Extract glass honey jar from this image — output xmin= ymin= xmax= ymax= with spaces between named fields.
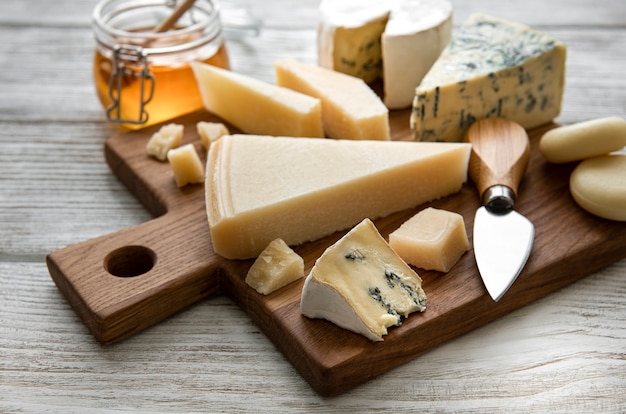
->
xmin=92 ymin=0 xmax=230 ymax=129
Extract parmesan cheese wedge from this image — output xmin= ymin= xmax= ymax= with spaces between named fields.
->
xmin=167 ymin=143 xmax=204 ymax=187
xmin=206 ymin=134 xmax=471 ymax=259
xmin=191 ymin=62 xmax=324 ymax=138
xmin=274 ymin=59 xmax=390 ymax=141
xmin=246 ymin=238 xmax=304 ymax=295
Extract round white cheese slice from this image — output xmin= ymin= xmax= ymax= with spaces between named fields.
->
xmin=540 ymin=116 xmax=626 ymax=163
xmin=569 ymin=154 xmax=626 ymax=221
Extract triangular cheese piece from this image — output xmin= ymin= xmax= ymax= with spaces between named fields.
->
xmin=300 ymin=218 xmax=427 ymax=342
xmin=411 ymin=13 xmax=567 ymax=142
xmin=191 ymin=62 xmax=324 ymax=138
xmin=206 ymin=135 xmax=470 ymax=259
xmin=274 ymin=60 xmax=390 ymax=141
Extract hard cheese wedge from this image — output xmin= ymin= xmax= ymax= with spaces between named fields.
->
xmin=206 ymin=134 xmax=471 ymax=259
xmin=300 ymin=218 xmax=427 ymax=342
xmin=411 ymin=13 xmax=567 ymax=142
xmin=191 ymin=62 xmax=324 ymax=138
xmin=274 ymin=59 xmax=390 ymax=141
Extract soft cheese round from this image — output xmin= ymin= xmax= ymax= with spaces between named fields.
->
xmin=539 ymin=116 xmax=626 ymax=163
xmin=318 ymin=0 xmax=453 ymax=109
xmin=382 ymin=0 xmax=453 ymax=109
xmin=569 ymin=154 xmax=626 ymax=221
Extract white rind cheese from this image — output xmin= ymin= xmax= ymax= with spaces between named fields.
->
xmin=381 ymin=0 xmax=452 ymax=109
xmin=205 ymin=134 xmax=471 ymax=259
xmin=318 ymin=0 xmax=390 ymax=84
xmin=411 ymin=13 xmax=567 ymax=142
xmin=317 ymin=0 xmax=453 ymax=109
xmin=301 ymin=218 xmax=427 ymax=342
xmin=539 ymin=116 xmax=626 ymax=163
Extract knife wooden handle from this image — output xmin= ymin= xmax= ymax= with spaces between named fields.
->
xmin=465 ymin=118 xmax=530 ymax=201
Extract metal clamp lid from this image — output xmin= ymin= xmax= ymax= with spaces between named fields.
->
xmin=106 ymin=45 xmax=155 ymax=125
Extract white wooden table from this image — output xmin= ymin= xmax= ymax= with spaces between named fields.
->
xmin=1 ymin=0 xmax=624 ymax=412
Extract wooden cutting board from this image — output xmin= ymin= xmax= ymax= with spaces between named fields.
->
xmin=46 ymin=109 xmax=626 ymax=396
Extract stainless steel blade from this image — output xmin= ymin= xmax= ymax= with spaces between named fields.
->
xmin=473 ymin=206 xmax=534 ymax=301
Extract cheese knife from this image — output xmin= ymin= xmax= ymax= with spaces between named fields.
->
xmin=466 ymin=118 xmax=534 ymax=302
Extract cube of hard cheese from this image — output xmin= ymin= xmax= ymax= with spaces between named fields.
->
xmin=167 ymin=143 xmax=204 ymax=187
xmin=389 ymin=207 xmax=469 ymax=272
xmin=245 ymin=238 xmax=305 ymax=295
xmin=146 ymin=123 xmax=184 ymax=161
xmin=197 ymin=121 xmax=229 ymax=150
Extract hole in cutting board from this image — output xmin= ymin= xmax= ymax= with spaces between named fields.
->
xmin=105 ymin=245 xmax=156 ymax=277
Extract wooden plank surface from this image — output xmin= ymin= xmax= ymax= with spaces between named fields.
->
xmin=1 ymin=0 xmax=625 ymax=411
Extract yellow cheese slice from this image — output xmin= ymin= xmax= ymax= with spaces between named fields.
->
xmin=191 ymin=62 xmax=324 ymax=138
xmin=274 ymin=60 xmax=390 ymax=141
xmin=206 ymin=134 xmax=471 ymax=259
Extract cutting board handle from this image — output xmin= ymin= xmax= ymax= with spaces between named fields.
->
xmin=46 ymin=211 xmax=223 ymax=344
xmin=466 ymin=118 xmax=530 ymax=203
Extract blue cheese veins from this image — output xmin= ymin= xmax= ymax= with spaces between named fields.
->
xmin=300 ymin=219 xmax=426 ymax=342
xmin=410 ymin=13 xmax=567 ymax=142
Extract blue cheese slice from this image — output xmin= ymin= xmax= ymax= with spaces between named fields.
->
xmin=411 ymin=13 xmax=567 ymax=142
xmin=300 ymin=218 xmax=427 ymax=342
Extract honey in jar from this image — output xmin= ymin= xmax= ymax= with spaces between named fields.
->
xmin=92 ymin=0 xmax=230 ymax=130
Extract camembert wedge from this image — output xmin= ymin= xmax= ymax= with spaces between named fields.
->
xmin=317 ymin=0 xmax=453 ymax=109
xmin=301 ymin=218 xmax=427 ymax=342
xmin=205 ymin=134 xmax=471 ymax=259
xmin=411 ymin=14 xmax=567 ymax=142
xmin=275 ymin=59 xmax=389 ymax=141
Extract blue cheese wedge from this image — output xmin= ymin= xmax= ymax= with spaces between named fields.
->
xmin=300 ymin=219 xmax=427 ymax=342
xmin=411 ymin=13 xmax=567 ymax=142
